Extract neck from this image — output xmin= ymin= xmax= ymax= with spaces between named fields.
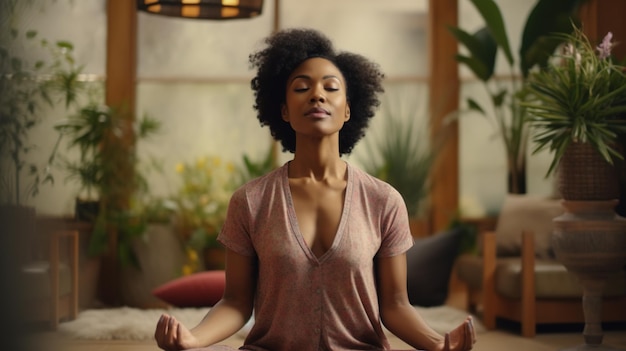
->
xmin=289 ymin=146 xmax=345 ymax=181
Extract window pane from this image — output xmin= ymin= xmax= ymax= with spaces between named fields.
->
xmin=457 ymin=0 xmax=554 ymax=214
xmin=137 ymin=82 xmax=272 ymax=195
xmin=281 ymin=0 xmax=429 ymax=77
xmin=137 ymin=2 xmax=275 ymax=78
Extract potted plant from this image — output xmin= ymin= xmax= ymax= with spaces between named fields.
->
xmin=522 ymin=26 xmax=626 ymax=349
xmin=166 ymin=155 xmax=239 ymax=274
xmin=53 ymin=103 xmax=161 ymax=266
xmin=448 ymin=0 xmax=584 ymax=194
xmin=0 ymin=29 xmax=87 ymax=240
xmin=361 ymin=99 xmax=448 ymax=237
xmin=523 ymin=25 xmax=626 ymax=200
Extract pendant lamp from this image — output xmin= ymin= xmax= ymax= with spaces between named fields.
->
xmin=137 ymin=0 xmax=264 ymax=20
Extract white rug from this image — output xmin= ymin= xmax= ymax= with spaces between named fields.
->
xmin=59 ymin=305 xmax=485 ymax=341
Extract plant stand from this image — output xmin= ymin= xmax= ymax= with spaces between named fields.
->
xmin=552 ymin=200 xmax=626 ymax=351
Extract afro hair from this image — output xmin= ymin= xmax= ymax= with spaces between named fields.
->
xmin=249 ymin=28 xmax=385 ymax=155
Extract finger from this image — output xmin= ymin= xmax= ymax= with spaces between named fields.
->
xmin=465 ymin=322 xmax=472 ymax=349
xmin=468 ymin=316 xmax=476 ymax=346
xmin=172 ymin=319 xmax=180 ymax=347
xmin=176 ymin=320 xmax=185 ymax=349
xmin=444 ymin=332 xmax=451 ymax=351
xmin=155 ymin=315 xmax=169 ymax=346
xmin=167 ymin=316 xmax=177 ymax=346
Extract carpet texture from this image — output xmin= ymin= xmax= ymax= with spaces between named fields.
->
xmin=59 ymin=305 xmax=485 ymax=341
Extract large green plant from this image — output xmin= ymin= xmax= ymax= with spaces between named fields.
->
xmin=0 ymin=29 xmax=86 ymax=205
xmin=361 ymin=99 xmax=445 ymax=218
xmin=448 ymin=0 xmax=584 ymax=193
xmin=54 ymin=104 xmax=161 ymax=266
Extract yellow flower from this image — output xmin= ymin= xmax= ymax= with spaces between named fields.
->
xmin=196 ymin=157 xmax=207 ymax=169
xmin=226 ymin=162 xmax=235 ymax=173
xmin=187 ymin=248 xmax=199 ymax=262
xmin=175 ymin=163 xmax=185 ymax=173
xmin=212 ymin=156 xmax=222 ymax=167
xmin=182 ymin=264 xmax=194 ymax=276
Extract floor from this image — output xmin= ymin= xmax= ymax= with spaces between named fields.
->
xmin=19 ymin=279 xmax=626 ymax=350
xmin=23 ymin=328 xmax=626 ymax=351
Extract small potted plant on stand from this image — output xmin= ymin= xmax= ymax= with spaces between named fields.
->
xmin=0 ymin=29 xmax=87 ymax=263
xmin=53 ymin=103 xmax=161 ymax=266
xmin=523 ymin=25 xmax=626 ymax=349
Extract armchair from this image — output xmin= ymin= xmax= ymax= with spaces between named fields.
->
xmin=456 ymin=194 xmax=626 ymax=337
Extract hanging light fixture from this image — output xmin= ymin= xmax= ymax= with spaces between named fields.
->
xmin=137 ymin=0 xmax=264 ymax=20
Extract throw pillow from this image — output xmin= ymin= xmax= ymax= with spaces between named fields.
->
xmin=152 ymin=270 xmax=225 ymax=307
xmin=495 ymin=194 xmax=564 ymax=258
xmin=406 ymin=228 xmax=463 ymax=307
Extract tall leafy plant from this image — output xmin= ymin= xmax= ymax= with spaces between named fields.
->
xmin=54 ymin=104 xmax=161 ymax=267
xmin=448 ymin=0 xmax=584 ymax=193
xmin=361 ymin=97 xmax=448 ymax=219
xmin=0 ymin=29 xmax=86 ymax=206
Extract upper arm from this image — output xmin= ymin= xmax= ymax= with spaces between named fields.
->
xmin=376 ymin=253 xmax=410 ymax=308
xmin=222 ymin=248 xmax=257 ymax=314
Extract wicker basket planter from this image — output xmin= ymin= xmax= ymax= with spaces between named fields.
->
xmin=558 ymin=141 xmax=621 ymax=201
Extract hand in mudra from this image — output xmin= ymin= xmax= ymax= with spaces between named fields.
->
xmin=442 ymin=316 xmax=476 ymax=351
xmin=155 ymin=314 xmax=200 ymax=351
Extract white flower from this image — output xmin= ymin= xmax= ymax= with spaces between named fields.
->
xmin=596 ymin=32 xmax=613 ymax=60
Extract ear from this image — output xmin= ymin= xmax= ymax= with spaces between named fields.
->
xmin=281 ymin=104 xmax=289 ymax=122
xmin=344 ymin=104 xmax=351 ymax=121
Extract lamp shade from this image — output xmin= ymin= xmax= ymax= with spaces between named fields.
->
xmin=137 ymin=0 xmax=264 ymax=20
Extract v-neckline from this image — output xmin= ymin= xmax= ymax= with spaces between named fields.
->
xmin=282 ymin=162 xmax=352 ymax=264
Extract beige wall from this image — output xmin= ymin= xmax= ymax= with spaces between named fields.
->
xmin=11 ymin=0 xmax=554 ymax=217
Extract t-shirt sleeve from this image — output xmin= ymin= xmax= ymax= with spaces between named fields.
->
xmin=217 ymin=187 xmax=257 ymax=257
xmin=376 ymin=186 xmax=414 ymax=258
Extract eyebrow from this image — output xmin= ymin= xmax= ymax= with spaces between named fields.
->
xmin=289 ymin=74 xmax=341 ymax=84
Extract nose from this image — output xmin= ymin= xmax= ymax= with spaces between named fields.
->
xmin=309 ymin=85 xmax=325 ymax=103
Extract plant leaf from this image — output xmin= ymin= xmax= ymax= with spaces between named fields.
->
xmin=470 ymin=0 xmax=514 ymax=65
xmin=520 ymin=0 xmax=583 ymax=76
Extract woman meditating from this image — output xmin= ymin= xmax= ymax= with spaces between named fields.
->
xmin=155 ymin=28 xmax=475 ymax=351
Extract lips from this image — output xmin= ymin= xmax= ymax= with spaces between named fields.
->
xmin=305 ymin=107 xmax=330 ymax=117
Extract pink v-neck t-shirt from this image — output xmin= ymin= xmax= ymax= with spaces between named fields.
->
xmin=218 ymin=162 xmax=414 ymax=351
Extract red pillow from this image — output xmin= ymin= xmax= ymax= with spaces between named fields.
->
xmin=152 ymin=270 xmax=225 ymax=307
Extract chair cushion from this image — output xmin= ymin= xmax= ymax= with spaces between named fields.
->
xmin=152 ymin=270 xmax=225 ymax=307
xmin=456 ymin=255 xmax=626 ymax=298
xmin=406 ymin=228 xmax=463 ymax=307
xmin=494 ymin=194 xmax=564 ymax=258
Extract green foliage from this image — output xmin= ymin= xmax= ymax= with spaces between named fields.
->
xmin=524 ymin=26 xmax=626 ymax=176
xmin=0 ymin=29 xmax=87 ymax=205
xmin=448 ymin=0 xmax=584 ymax=193
xmin=54 ymin=104 xmax=162 ymax=267
xmin=362 ymin=99 xmax=443 ymax=218
xmin=238 ymin=144 xmax=276 ymax=184
xmin=163 ymin=155 xmax=239 ymax=274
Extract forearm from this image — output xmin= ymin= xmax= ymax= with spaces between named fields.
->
xmin=381 ymin=302 xmax=444 ymax=351
xmin=190 ymin=298 xmax=253 ymax=346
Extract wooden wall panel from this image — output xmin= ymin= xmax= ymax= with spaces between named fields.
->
xmin=100 ymin=0 xmax=138 ymax=306
xmin=428 ymin=0 xmax=459 ymax=232
xmin=580 ymin=0 xmax=626 ymax=61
